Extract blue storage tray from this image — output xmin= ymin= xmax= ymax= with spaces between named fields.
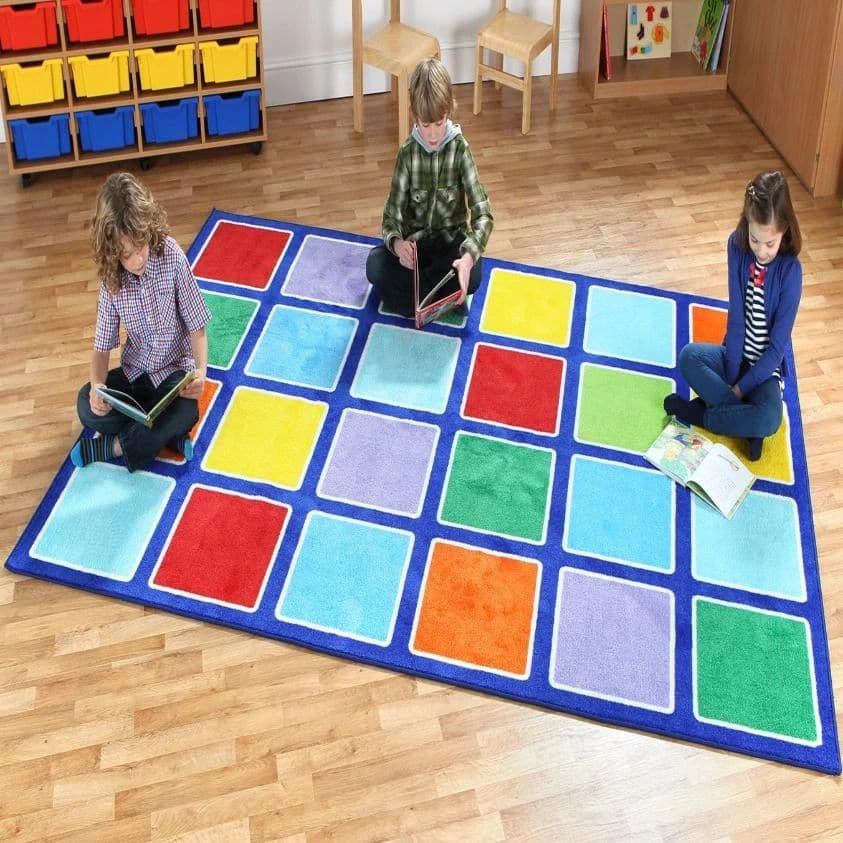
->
xmin=75 ymin=105 xmax=136 ymax=152
xmin=139 ymin=97 xmax=199 ymax=144
xmin=204 ymin=88 xmax=261 ymax=136
xmin=9 ymin=114 xmax=71 ymax=161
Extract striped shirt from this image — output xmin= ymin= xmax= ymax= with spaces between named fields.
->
xmin=94 ymin=236 xmax=211 ymax=387
xmin=743 ymin=260 xmax=782 ymax=387
xmin=382 ymin=130 xmax=493 ymax=263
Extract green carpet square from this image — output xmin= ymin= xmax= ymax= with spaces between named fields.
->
xmin=575 ymin=363 xmax=673 ymax=453
xmin=439 ymin=432 xmax=554 ymax=543
xmin=203 ymin=291 xmax=260 ymax=370
xmin=694 ymin=598 xmax=819 ymax=744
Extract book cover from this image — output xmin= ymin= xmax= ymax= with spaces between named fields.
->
xmin=95 ymin=370 xmax=195 ymax=428
xmin=600 ymin=2 xmax=613 ymax=81
xmin=707 ymin=0 xmax=730 ymax=72
xmin=626 ymin=3 xmax=672 ymax=62
xmin=691 ymin=0 xmax=726 ymax=69
xmin=413 ymin=240 xmax=463 ymax=329
xmin=645 ymin=419 xmax=754 ymax=519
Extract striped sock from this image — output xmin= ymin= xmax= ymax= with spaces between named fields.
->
xmin=70 ymin=434 xmax=116 ymax=467
xmin=170 ymin=435 xmax=194 ymax=461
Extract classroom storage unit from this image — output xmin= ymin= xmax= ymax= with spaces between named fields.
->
xmin=0 ymin=0 xmax=267 ymax=184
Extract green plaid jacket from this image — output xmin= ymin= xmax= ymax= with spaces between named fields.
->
xmin=382 ymin=132 xmax=493 ymax=263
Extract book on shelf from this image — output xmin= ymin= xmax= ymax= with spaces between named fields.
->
xmin=707 ymin=0 xmax=730 ymax=71
xmin=691 ymin=0 xmax=726 ymax=69
xmin=626 ymin=2 xmax=672 ymax=61
xmin=600 ymin=3 xmax=613 ymax=81
xmin=644 ymin=419 xmax=755 ymax=519
xmin=95 ymin=370 xmax=195 ymax=429
xmin=413 ymin=239 xmax=463 ymax=329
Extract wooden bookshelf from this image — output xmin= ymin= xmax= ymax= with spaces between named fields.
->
xmin=579 ymin=0 xmax=735 ymax=99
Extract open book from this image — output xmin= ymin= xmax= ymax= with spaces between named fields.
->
xmin=95 ymin=370 xmax=195 ymax=429
xmin=413 ymin=241 xmax=462 ymax=329
xmin=645 ymin=419 xmax=754 ymax=519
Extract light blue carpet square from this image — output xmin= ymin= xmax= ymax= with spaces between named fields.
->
xmin=563 ymin=455 xmax=675 ymax=572
xmin=246 ymin=305 xmax=358 ymax=391
xmin=584 ymin=285 xmax=676 ymax=367
xmin=692 ymin=491 xmax=806 ymax=601
xmin=277 ymin=511 xmax=413 ymax=644
xmin=351 ymin=324 xmax=461 ymax=414
xmin=31 ymin=463 xmax=174 ymax=581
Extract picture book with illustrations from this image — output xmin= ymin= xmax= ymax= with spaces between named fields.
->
xmin=95 ymin=370 xmax=195 ymax=429
xmin=707 ymin=0 xmax=730 ymax=72
xmin=691 ymin=0 xmax=726 ymax=69
xmin=645 ymin=419 xmax=754 ymax=519
xmin=413 ymin=239 xmax=462 ymax=329
xmin=600 ymin=3 xmax=613 ymax=80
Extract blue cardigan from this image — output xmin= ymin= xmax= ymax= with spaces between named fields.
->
xmin=723 ymin=231 xmax=802 ymax=397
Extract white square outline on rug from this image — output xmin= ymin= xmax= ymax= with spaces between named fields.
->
xmin=200 ymin=385 xmax=329 ymax=492
xmin=573 ymin=361 xmax=676 ymax=457
xmin=30 ymin=462 xmax=175 ymax=583
xmin=459 ymin=340 xmax=567 ymax=438
xmin=148 ymin=483 xmax=290 ymax=614
xmin=409 ymin=538 xmax=542 ymax=681
xmin=202 ymin=289 xmax=261 ymax=372
xmin=191 ymin=218 xmax=293 ymax=292
xmin=690 ymin=489 xmax=807 ymax=602
xmin=281 ymin=233 xmax=373 ymax=310
xmin=436 ymin=430 xmax=556 ymax=547
xmin=157 ymin=376 xmax=224 ymax=466
xmin=561 ymin=454 xmax=677 ymax=575
xmin=275 ymin=510 xmax=414 ymax=647
xmin=316 ymin=407 xmax=441 ymax=519
xmin=244 ymin=304 xmax=359 ymax=393
xmin=548 ymin=567 xmax=676 ymax=714
xmin=691 ymin=596 xmax=822 ymax=747
xmin=583 ymin=284 xmax=677 ymax=369
xmin=479 ymin=267 xmax=576 ymax=349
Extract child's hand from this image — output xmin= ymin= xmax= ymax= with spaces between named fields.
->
xmin=394 ymin=239 xmax=416 ymax=270
xmin=452 ymin=252 xmax=474 ymax=303
xmin=181 ymin=369 xmax=205 ymax=400
xmin=90 ymin=383 xmax=111 ymax=416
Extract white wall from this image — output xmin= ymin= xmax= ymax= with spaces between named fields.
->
xmin=0 ymin=1 xmax=584 ymax=146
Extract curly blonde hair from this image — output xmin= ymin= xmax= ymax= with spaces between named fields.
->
xmin=91 ymin=172 xmax=169 ymax=292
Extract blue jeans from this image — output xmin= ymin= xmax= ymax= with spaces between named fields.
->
xmin=77 ymin=368 xmax=198 ymax=472
xmin=678 ymin=343 xmax=782 ymax=439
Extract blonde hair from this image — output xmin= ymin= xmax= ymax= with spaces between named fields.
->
xmin=91 ymin=172 xmax=169 ymax=292
xmin=409 ymin=58 xmax=456 ymax=124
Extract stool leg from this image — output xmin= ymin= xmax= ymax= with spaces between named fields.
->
xmin=398 ymin=71 xmax=409 ymax=145
xmin=522 ymin=68 xmax=532 ymax=134
xmin=473 ymin=42 xmax=483 ymax=115
xmin=353 ymin=57 xmax=363 ymax=132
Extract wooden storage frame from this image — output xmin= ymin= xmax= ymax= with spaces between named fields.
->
xmin=0 ymin=0 xmax=267 ymax=183
xmin=579 ymin=0 xmax=736 ymax=99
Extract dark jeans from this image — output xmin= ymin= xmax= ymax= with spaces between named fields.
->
xmin=678 ymin=343 xmax=783 ymax=439
xmin=76 ymin=367 xmax=198 ymax=472
xmin=366 ymin=232 xmax=483 ymax=317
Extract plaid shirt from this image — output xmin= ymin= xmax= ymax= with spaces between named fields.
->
xmin=382 ymin=130 xmax=493 ymax=262
xmin=94 ymin=236 xmax=211 ymax=387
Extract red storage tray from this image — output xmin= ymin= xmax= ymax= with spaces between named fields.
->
xmin=61 ymin=0 xmax=125 ymax=43
xmin=197 ymin=0 xmax=254 ymax=30
xmin=132 ymin=0 xmax=190 ymax=36
xmin=0 ymin=2 xmax=59 ymax=52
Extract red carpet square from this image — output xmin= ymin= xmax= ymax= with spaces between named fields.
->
xmin=152 ymin=486 xmax=289 ymax=609
xmin=192 ymin=220 xmax=291 ymax=290
xmin=462 ymin=342 xmax=565 ymax=435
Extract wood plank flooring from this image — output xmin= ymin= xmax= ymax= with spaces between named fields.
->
xmin=1 ymin=76 xmax=841 ymax=841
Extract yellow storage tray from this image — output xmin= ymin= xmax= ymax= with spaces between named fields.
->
xmin=135 ymin=44 xmax=196 ymax=92
xmin=1 ymin=59 xmax=64 ymax=106
xmin=199 ymin=36 xmax=258 ymax=84
xmin=68 ymin=51 xmax=130 ymax=98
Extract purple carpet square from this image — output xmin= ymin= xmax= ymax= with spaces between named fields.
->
xmin=550 ymin=568 xmax=675 ymax=713
xmin=317 ymin=409 xmax=440 ymax=517
xmin=282 ymin=234 xmax=372 ymax=308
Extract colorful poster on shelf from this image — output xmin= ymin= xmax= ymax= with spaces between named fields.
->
xmin=626 ymin=3 xmax=672 ymax=61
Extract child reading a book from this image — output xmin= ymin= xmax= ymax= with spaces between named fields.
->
xmin=366 ymin=57 xmax=494 ymax=318
xmin=71 ymin=172 xmax=211 ymax=472
xmin=664 ymin=170 xmax=803 ymax=461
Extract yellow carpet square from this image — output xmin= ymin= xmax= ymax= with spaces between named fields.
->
xmin=203 ymin=386 xmax=328 ymax=489
xmin=480 ymin=268 xmax=575 ymax=347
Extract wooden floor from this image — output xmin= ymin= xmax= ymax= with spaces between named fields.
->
xmin=1 ymin=76 xmax=841 ymax=841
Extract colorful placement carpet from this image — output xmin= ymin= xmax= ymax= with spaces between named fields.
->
xmin=6 ymin=210 xmax=840 ymax=774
